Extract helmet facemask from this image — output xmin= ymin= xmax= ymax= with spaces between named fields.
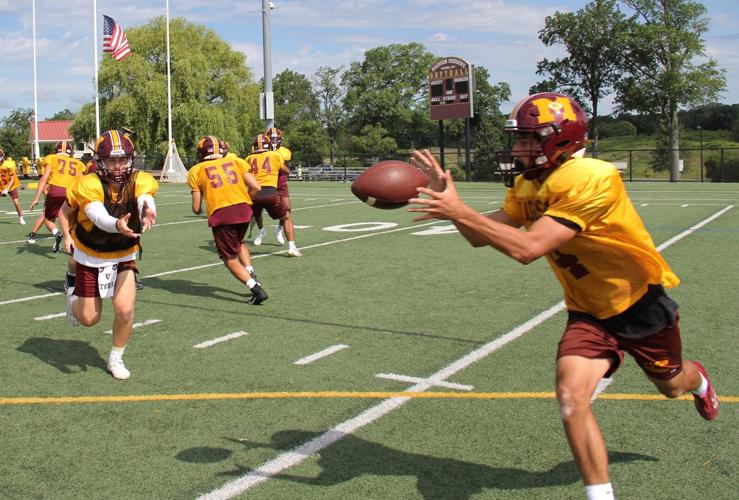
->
xmin=99 ymin=155 xmax=134 ymax=183
xmin=95 ymin=130 xmax=135 ymax=183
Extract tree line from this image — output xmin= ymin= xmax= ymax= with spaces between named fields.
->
xmin=0 ymin=1 xmax=731 ymax=180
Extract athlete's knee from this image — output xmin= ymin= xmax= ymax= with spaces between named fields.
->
xmin=556 ymin=383 xmax=592 ymax=420
xmin=77 ymin=310 xmax=101 ymax=326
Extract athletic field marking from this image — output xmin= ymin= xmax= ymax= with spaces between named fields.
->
xmin=294 ymin=344 xmax=349 ymax=365
xmin=1 ymin=391 xmax=736 ymax=406
xmin=641 ymin=203 xmax=649 ymax=206
xmin=103 ymin=319 xmax=161 ymax=335
xmin=376 ymin=373 xmax=474 ymax=391
xmin=199 ymin=204 xmax=735 ymax=499
xmin=194 ymin=331 xmax=250 ymax=349
xmin=34 ymin=312 xmax=65 ymax=321
xmin=0 ymin=292 xmax=61 ymax=306
xmin=655 ymin=205 xmax=733 ymax=251
xmin=681 ymin=204 xmax=689 ymax=208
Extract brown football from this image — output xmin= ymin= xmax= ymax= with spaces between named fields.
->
xmin=351 ymin=160 xmax=429 ymax=209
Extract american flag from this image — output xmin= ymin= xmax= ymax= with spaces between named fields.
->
xmin=103 ymin=15 xmax=131 ymax=61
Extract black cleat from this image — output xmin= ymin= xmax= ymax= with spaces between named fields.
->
xmin=135 ymin=274 xmax=144 ymax=291
xmin=52 ymin=232 xmax=63 ymax=253
xmin=64 ymin=272 xmax=76 ymax=292
xmin=247 ymin=284 xmax=268 ymax=305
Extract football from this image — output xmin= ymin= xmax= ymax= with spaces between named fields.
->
xmin=351 ymin=160 xmax=429 ymax=209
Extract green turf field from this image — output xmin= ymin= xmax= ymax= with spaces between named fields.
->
xmin=0 ymin=181 xmax=737 ymax=499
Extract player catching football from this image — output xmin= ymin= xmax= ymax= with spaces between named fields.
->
xmin=58 ymin=130 xmax=158 ymax=380
xmin=409 ymin=92 xmax=719 ymax=500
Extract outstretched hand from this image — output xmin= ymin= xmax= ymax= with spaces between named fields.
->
xmin=117 ymin=213 xmax=141 ymax=238
xmin=140 ymin=201 xmax=156 ymax=232
xmin=408 ymin=150 xmax=468 ymax=222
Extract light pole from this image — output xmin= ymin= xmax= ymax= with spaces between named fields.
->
xmin=697 ymin=125 xmax=704 ymax=182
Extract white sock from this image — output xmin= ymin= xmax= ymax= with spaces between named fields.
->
xmin=288 ymin=241 xmax=297 ymax=249
xmin=585 ymin=482 xmax=614 ymax=500
xmin=52 ymin=228 xmax=59 ymax=236
xmin=110 ymin=345 xmax=126 ymax=359
xmin=246 ymin=265 xmax=254 ymax=273
xmin=693 ymin=373 xmax=708 ymax=396
xmin=275 ymin=224 xmax=282 ymax=231
xmin=246 ymin=278 xmax=257 ymax=289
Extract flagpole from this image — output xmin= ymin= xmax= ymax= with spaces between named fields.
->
xmin=93 ymin=0 xmax=100 ymax=138
xmin=262 ymin=0 xmax=274 ymax=130
xmin=31 ymin=0 xmax=40 ymax=161
xmin=165 ymin=0 xmax=173 ymax=172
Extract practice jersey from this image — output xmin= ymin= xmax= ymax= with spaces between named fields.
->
xmin=276 ymin=146 xmax=292 ymax=163
xmin=188 ymin=156 xmax=254 ymax=217
xmin=45 ymin=153 xmax=86 ymax=189
xmin=502 ymin=157 xmax=679 ymax=319
xmin=0 ymin=160 xmax=20 ymax=191
xmin=245 ymin=150 xmax=285 ymax=189
xmin=67 ymin=171 xmax=159 ymax=261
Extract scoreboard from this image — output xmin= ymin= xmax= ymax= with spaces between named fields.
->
xmin=429 ymin=57 xmax=474 ymax=120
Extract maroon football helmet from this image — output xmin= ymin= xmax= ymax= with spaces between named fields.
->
xmin=56 ymin=140 xmax=74 ymax=157
xmin=266 ymin=127 xmax=282 ymax=150
xmin=95 ymin=130 xmax=135 ymax=182
xmin=252 ymin=133 xmax=271 ymax=153
xmin=196 ymin=135 xmax=224 ymax=162
xmin=504 ymin=92 xmax=589 ymax=181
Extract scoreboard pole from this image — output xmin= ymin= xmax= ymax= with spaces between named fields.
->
xmin=438 ymin=121 xmax=445 ymax=170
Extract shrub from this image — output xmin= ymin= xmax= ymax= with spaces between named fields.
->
xmin=599 ymin=120 xmax=637 ymax=138
xmin=704 ymin=158 xmax=739 ymax=182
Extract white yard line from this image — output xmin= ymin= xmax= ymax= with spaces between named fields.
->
xmin=294 ymin=344 xmax=349 ymax=365
xmin=103 ymin=319 xmax=161 ymax=335
xmin=194 ymin=331 xmax=250 ymax=349
xmin=0 ymin=292 xmax=61 ymax=306
xmin=199 ymin=204 xmax=735 ymax=499
xmin=34 ymin=312 xmax=66 ymax=321
xmin=376 ymin=373 xmax=474 ymax=391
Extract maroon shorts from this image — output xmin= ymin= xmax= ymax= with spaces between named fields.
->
xmin=74 ymin=260 xmax=138 ymax=298
xmin=1 ymin=188 xmax=19 ymax=200
xmin=252 ymin=187 xmax=288 ymax=220
xmin=557 ymin=315 xmax=683 ymax=380
xmin=277 ymin=174 xmax=290 ymax=199
xmin=44 ymin=186 xmax=67 ymax=220
xmin=212 ymin=222 xmax=248 ymax=260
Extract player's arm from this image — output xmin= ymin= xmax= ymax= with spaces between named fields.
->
xmin=410 ymin=152 xmax=577 ymax=264
xmin=191 ymin=190 xmax=202 ymax=215
xmin=30 ymin=167 xmax=52 ymax=209
xmin=243 ymin=171 xmax=261 ymax=199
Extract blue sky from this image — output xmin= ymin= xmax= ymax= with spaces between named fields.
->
xmin=0 ymin=0 xmax=736 ymax=120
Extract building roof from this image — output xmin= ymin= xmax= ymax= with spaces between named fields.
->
xmin=29 ymin=120 xmax=74 ymax=143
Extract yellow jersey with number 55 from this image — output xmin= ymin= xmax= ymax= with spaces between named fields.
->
xmin=188 ymin=156 xmax=254 ymax=217
xmin=502 ymin=156 xmax=679 ymax=319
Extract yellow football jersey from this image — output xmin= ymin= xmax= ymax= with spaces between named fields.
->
xmin=188 ymin=156 xmax=253 ymax=217
xmin=244 ymin=150 xmax=285 ymax=188
xmin=502 ymin=157 xmax=679 ymax=319
xmin=45 ymin=153 xmax=86 ymax=189
xmin=277 ymin=146 xmax=292 ymax=163
xmin=67 ymin=171 xmax=159 ymax=259
xmin=0 ymin=160 xmax=20 ymax=191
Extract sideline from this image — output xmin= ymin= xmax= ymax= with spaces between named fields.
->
xmin=1 ymin=391 xmax=737 ymax=406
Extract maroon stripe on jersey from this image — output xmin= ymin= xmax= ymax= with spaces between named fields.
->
xmin=207 ymin=202 xmax=252 ymax=228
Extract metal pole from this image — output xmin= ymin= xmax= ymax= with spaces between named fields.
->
xmin=93 ymin=0 xmax=100 ymax=138
xmin=262 ymin=0 xmax=274 ymax=130
xmin=166 ymin=0 xmax=173 ymax=172
xmin=438 ymin=120 xmax=445 ymax=170
xmin=698 ymin=125 xmax=704 ymax=183
xmin=32 ymin=0 xmax=40 ymax=160
xmin=464 ymin=117 xmax=471 ymax=181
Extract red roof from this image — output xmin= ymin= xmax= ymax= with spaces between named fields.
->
xmin=29 ymin=120 xmax=74 ymax=143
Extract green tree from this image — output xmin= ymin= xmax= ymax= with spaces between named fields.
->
xmin=71 ymin=17 xmax=260 ymax=166
xmin=350 ymin=124 xmax=398 ymax=162
xmin=0 ymin=108 xmax=34 ymax=160
xmin=313 ymin=66 xmax=346 ymax=165
xmin=47 ymin=109 xmax=76 ymax=121
xmin=534 ymin=0 xmax=630 ymax=153
xmin=342 ymin=43 xmax=437 ymax=150
xmin=617 ymin=0 xmax=726 ymax=180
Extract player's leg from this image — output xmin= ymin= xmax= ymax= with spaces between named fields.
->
xmin=214 ymin=224 xmax=267 ymax=304
xmin=68 ymin=261 xmax=104 ymax=327
xmin=108 ymin=267 xmax=137 ymax=379
xmin=282 ymin=213 xmax=301 ymax=257
xmin=253 ymin=213 xmax=266 ymax=245
xmin=556 ymin=318 xmax=621 ymax=499
xmin=556 ymin=355 xmax=613 ymax=486
xmin=627 ymin=319 xmax=719 ymax=420
xmin=10 ymin=191 xmax=25 ymax=224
